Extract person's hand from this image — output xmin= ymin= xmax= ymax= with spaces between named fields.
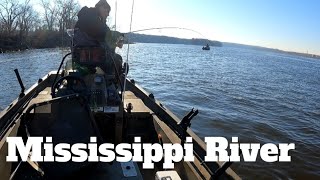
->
xmin=117 ymin=40 xmax=124 ymax=48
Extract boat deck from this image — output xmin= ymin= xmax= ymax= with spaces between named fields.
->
xmin=26 ymin=87 xmax=152 ymax=114
xmin=13 ymin=160 xmax=143 ymax=180
xmin=11 ymin=86 xmax=152 ymax=179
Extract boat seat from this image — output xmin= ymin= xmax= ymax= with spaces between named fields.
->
xmin=72 ymin=46 xmax=107 ymax=68
xmin=18 ymin=94 xmax=103 ymax=179
xmin=72 ymin=46 xmax=120 ymax=78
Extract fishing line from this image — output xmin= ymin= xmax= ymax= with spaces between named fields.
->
xmin=114 ymin=0 xmax=117 ymax=30
xmin=122 ymin=0 xmax=134 ymax=101
xmin=126 ymin=26 xmax=216 ymax=61
xmin=125 ymin=26 xmax=211 ymax=44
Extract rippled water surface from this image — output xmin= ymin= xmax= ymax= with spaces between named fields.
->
xmin=1 ymin=44 xmax=319 ymax=179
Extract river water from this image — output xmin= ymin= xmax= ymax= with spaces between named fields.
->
xmin=0 ymin=43 xmax=319 ymax=179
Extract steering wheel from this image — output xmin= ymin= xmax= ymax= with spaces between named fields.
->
xmin=51 ymin=75 xmax=87 ymax=98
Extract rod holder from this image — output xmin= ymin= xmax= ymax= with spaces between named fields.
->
xmin=178 ymin=108 xmax=198 ymax=144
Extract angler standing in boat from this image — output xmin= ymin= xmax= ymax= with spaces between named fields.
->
xmin=73 ymin=0 xmax=125 ymax=77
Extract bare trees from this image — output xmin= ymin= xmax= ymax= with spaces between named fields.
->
xmin=0 ymin=0 xmax=36 ymax=50
xmin=0 ymin=0 xmax=23 ymax=36
xmin=0 ymin=0 xmax=38 ymax=36
xmin=57 ymin=0 xmax=80 ymax=33
xmin=0 ymin=0 xmax=81 ymax=33
xmin=39 ymin=0 xmax=80 ymax=32
xmin=0 ymin=0 xmax=81 ymax=51
xmin=17 ymin=1 xmax=39 ymax=41
xmin=40 ymin=0 xmax=57 ymax=31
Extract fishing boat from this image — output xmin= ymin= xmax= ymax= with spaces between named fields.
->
xmin=0 ymin=46 xmax=240 ymax=179
xmin=202 ymin=44 xmax=210 ymax=50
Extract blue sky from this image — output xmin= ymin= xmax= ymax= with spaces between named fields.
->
xmin=79 ymin=0 xmax=320 ymax=55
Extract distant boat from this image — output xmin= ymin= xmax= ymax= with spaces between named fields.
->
xmin=202 ymin=44 xmax=210 ymax=50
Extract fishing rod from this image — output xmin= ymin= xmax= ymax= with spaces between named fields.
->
xmin=122 ymin=0 xmax=134 ymax=101
xmin=124 ymin=26 xmax=212 ymax=44
xmin=119 ymin=3 xmax=214 ymax=100
xmin=114 ymin=0 xmax=117 ymax=30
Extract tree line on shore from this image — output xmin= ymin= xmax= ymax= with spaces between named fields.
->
xmin=126 ymin=33 xmax=223 ymax=47
xmin=0 ymin=0 xmax=80 ymax=53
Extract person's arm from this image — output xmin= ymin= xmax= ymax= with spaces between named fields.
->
xmin=110 ymin=31 xmax=125 ymax=49
xmin=111 ymin=31 xmax=123 ymax=38
xmin=116 ymin=33 xmax=124 ymax=49
xmin=116 ymin=39 xmax=124 ymax=48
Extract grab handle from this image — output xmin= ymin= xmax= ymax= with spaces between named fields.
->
xmin=14 ymin=69 xmax=25 ymax=98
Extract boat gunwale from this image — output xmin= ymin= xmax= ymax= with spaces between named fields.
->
xmin=0 ymin=71 xmax=55 ymax=141
xmin=125 ymin=79 xmax=241 ymax=179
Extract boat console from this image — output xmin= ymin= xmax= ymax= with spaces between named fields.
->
xmin=60 ymin=46 xmax=127 ymax=143
xmin=58 ymin=46 xmax=123 ymax=112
